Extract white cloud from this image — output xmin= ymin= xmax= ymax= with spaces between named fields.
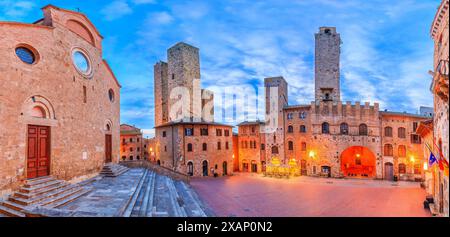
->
xmin=100 ymin=0 xmax=132 ymax=21
xmin=152 ymin=12 xmax=174 ymax=25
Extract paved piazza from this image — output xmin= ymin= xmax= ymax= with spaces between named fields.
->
xmin=191 ymin=173 xmax=431 ymax=217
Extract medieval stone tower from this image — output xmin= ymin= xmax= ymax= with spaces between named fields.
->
xmin=167 ymin=42 xmax=201 ymax=122
xmin=154 ymin=61 xmax=169 ymax=126
xmin=264 ymin=77 xmax=288 ymax=162
xmin=315 ymin=27 xmax=341 ymax=102
xmin=154 ymin=42 xmax=214 ymax=126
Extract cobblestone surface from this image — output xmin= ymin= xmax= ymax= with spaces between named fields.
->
xmin=190 ymin=173 xmax=431 ymax=217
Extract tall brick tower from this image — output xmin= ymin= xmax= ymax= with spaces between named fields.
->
xmin=315 ymin=27 xmax=341 ymax=102
xmin=167 ymin=42 xmax=201 ymax=121
xmin=264 ymin=77 xmax=288 ymax=163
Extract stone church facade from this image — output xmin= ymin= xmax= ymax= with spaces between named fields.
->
xmin=237 ymin=27 xmax=431 ymax=181
xmin=0 ymin=5 xmax=121 ymax=196
xmin=153 ymin=42 xmax=233 ymax=177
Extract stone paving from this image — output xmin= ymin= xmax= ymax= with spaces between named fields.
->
xmin=190 ymin=173 xmax=432 ymax=217
xmin=58 ymin=168 xmax=207 ymax=217
xmin=61 ymin=168 xmax=145 ymax=216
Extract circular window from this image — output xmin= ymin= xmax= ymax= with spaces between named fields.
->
xmin=108 ymin=89 xmax=115 ymax=102
xmin=72 ymin=50 xmax=91 ymax=75
xmin=15 ymin=47 xmax=36 ymax=64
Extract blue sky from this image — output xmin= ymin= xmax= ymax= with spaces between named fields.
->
xmin=0 ymin=0 xmax=439 ymax=137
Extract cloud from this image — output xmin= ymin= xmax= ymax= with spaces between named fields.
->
xmin=103 ymin=0 xmax=437 ymax=129
xmin=100 ymin=0 xmax=132 ymax=21
xmin=132 ymin=0 xmax=156 ymax=5
xmin=152 ymin=12 xmax=174 ymax=25
xmin=0 ymin=0 xmax=34 ymax=18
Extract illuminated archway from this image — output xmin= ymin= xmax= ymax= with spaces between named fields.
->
xmin=340 ymin=146 xmax=376 ymax=178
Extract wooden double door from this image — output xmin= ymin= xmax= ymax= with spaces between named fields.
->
xmin=27 ymin=125 xmax=50 ymax=179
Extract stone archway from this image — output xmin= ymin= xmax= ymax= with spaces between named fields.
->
xmin=340 ymin=146 xmax=376 ymax=178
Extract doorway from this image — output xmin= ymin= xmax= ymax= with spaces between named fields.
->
xmin=222 ymin=161 xmax=228 ymax=176
xmin=105 ymin=134 xmax=112 ymax=163
xmin=27 ymin=125 xmax=50 ymax=179
xmin=187 ymin=161 xmax=194 ymax=176
xmin=301 ymin=159 xmax=307 ymax=175
xmin=202 ymin=160 xmax=208 ymax=176
xmin=384 ymin=162 xmax=394 ymax=181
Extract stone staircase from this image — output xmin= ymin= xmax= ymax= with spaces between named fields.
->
xmin=0 ymin=176 xmax=91 ymax=217
xmin=100 ymin=163 xmax=129 ymax=177
xmin=121 ymin=169 xmax=208 ymax=217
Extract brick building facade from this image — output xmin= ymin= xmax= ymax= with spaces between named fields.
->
xmin=428 ymin=0 xmax=449 ymax=217
xmin=237 ymin=27 xmax=431 ymax=181
xmin=0 ymin=5 xmax=121 ymax=196
xmin=120 ymin=124 xmax=144 ymax=161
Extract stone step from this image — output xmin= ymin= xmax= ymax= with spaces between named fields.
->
xmin=0 ymin=205 xmax=26 ymax=217
xmin=21 ymin=179 xmax=64 ymax=194
xmin=39 ymin=186 xmax=85 ymax=206
xmin=131 ymin=172 xmax=151 ymax=217
xmin=44 ymin=188 xmax=92 ymax=209
xmin=174 ymin=181 xmax=207 ymax=217
xmin=1 ymin=200 xmax=28 ymax=212
xmin=140 ymin=172 xmax=156 ymax=217
xmin=9 ymin=184 xmax=82 ymax=206
xmin=17 ymin=181 xmax=69 ymax=198
xmin=24 ymin=176 xmax=56 ymax=187
xmin=165 ymin=176 xmax=187 ymax=217
xmin=120 ymin=169 xmax=148 ymax=217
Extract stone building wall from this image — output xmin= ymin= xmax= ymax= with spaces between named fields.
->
xmin=155 ymin=123 xmax=233 ymax=177
xmin=430 ymin=0 xmax=449 ymax=217
xmin=154 ymin=61 xmax=168 ymax=127
xmin=380 ymin=113 xmax=428 ymax=181
xmin=237 ymin=123 xmax=266 ymax=173
xmin=167 ymin=43 xmax=201 ymax=121
xmin=0 ymin=5 xmax=121 ymax=195
xmin=119 ymin=124 xmax=144 ymax=161
xmin=315 ymin=27 xmax=341 ymax=102
xmin=264 ymin=77 xmax=288 ymax=164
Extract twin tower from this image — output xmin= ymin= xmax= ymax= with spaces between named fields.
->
xmin=154 ymin=27 xmax=342 ymax=126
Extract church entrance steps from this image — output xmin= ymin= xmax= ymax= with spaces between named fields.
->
xmin=100 ymin=163 xmax=129 ymax=177
xmin=0 ymin=177 xmax=92 ymax=217
xmin=24 ymin=176 xmax=56 ymax=187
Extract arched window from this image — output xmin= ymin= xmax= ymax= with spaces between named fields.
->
xmin=300 ymin=125 xmax=306 ymax=133
xmin=187 ymin=143 xmax=193 ymax=152
xmin=288 ymin=125 xmax=293 ymax=133
xmin=398 ymin=163 xmax=406 ymax=174
xmin=187 ymin=162 xmax=194 ymax=176
xmin=384 ymin=127 xmax=393 ymax=137
xmin=398 ymin=127 xmax=406 ymax=138
xmin=202 ymin=143 xmax=207 ymax=151
xmin=322 ymin=122 xmax=330 ymax=134
xmin=384 ymin=144 xmax=393 ymax=156
xmin=340 ymin=123 xmax=349 ymax=135
xmin=301 ymin=142 xmax=306 ymax=151
xmin=271 ymin=146 xmax=279 ymax=154
xmin=359 ymin=124 xmax=368 ymax=136
xmin=288 ymin=141 xmax=294 ymax=150
xmin=398 ymin=145 xmax=406 ymax=157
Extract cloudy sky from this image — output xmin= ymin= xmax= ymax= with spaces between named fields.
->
xmin=0 ymin=0 xmax=439 ymax=137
